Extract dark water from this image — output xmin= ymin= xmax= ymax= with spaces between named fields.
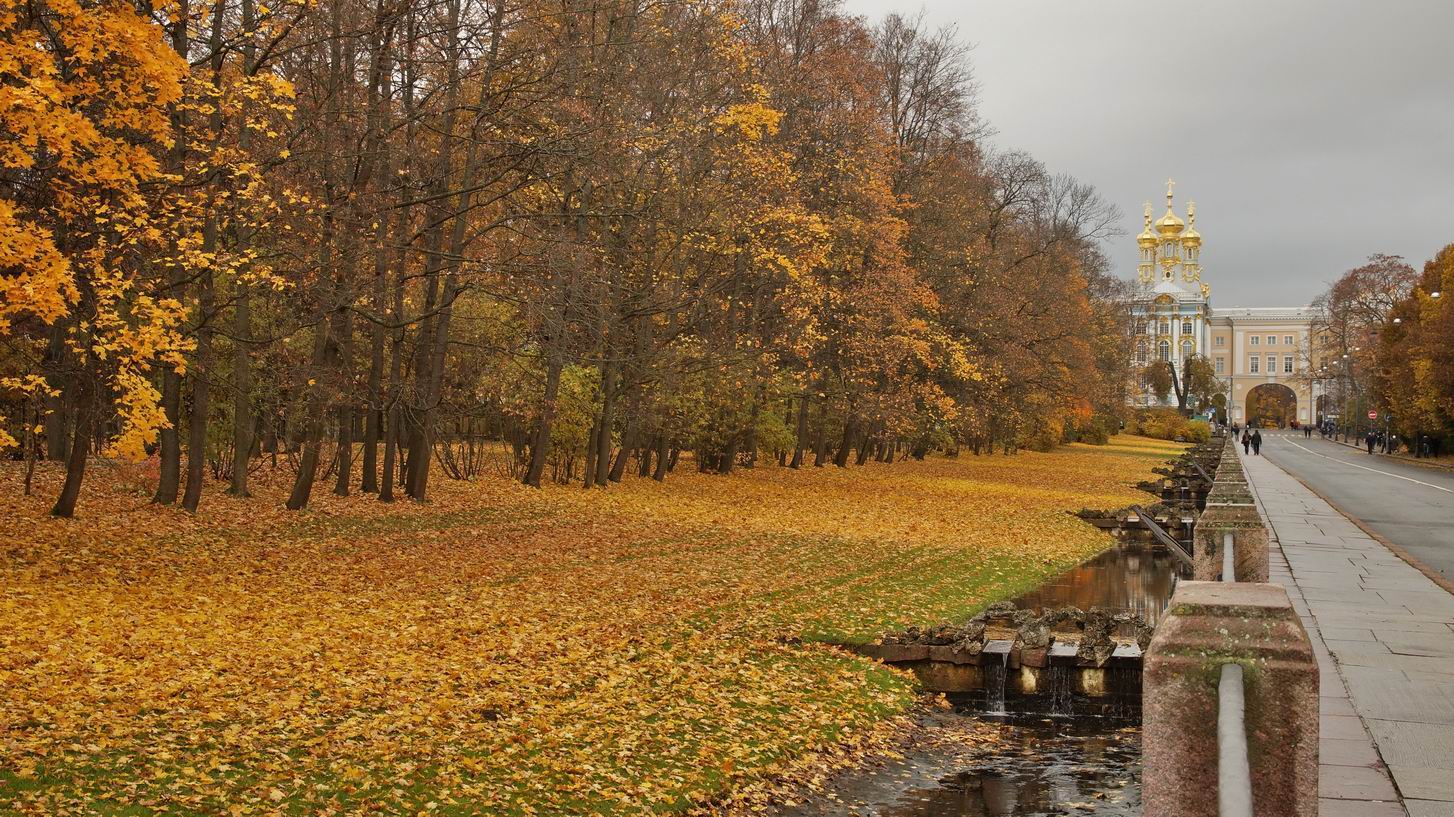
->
xmin=881 ymin=541 xmax=1181 ymax=815
xmin=823 ymin=542 xmax=1179 ymax=816
xmin=880 ymin=717 xmax=1141 ymax=817
xmin=872 ymin=715 xmax=1145 ymax=808
xmin=1007 ymin=538 xmax=1186 ymax=626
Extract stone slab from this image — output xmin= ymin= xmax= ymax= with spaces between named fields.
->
xmin=1318 ymin=764 xmax=1400 ymax=800
xmin=1241 ymin=444 xmax=1454 ymax=814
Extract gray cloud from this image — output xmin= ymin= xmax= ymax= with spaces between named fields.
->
xmin=844 ymin=0 xmax=1454 ymax=306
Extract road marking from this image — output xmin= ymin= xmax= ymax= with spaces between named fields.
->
xmin=1277 ymin=438 xmax=1454 ymax=494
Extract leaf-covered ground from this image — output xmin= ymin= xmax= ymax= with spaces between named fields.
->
xmin=0 ymin=436 xmax=1183 ymax=815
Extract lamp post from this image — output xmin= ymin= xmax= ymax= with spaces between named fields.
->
xmin=1311 ymin=365 xmax=1333 ymax=432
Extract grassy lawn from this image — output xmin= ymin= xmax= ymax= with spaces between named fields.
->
xmin=0 ymin=436 xmax=1183 ymax=815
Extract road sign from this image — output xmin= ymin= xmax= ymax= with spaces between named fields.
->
xmin=1368 ymin=410 xmax=1378 ymax=419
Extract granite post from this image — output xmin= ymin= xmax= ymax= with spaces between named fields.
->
xmin=1192 ymin=506 xmax=1269 ymax=582
xmin=1143 ymin=581 xmax=1318 ymax=817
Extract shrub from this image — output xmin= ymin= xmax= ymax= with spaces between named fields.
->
xmin=1131 ymin=408 xmax=1206 ymax=443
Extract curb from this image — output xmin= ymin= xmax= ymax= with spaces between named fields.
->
xmin=1325 ymin=436 xmax=1454 ymax=473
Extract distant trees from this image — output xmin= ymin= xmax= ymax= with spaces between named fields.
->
xmin=1371 ymin=246 xmax=1452 ymax=451
xmin=1 ymin=0 xmax=1135 ymax=516
xmin=1308 ymin=249 xmax=1454 ymax=452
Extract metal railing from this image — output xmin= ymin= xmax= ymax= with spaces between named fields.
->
xmin=1218 ymin=529 xmax=1253 ymax=817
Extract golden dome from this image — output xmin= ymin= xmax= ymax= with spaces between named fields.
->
xmin=1154 ymin=208 xmax=1185 ymax=237
xmin=1181 ymin=199 xmax=1200 ymax=245
xmin=1154 ymin=177 xmax=1184 ymax=236
xmin=1137 ymin=201 xmax=1157 ymax=245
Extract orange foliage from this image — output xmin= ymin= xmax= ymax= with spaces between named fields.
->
xmin=0 ymin=437 xmax=1181 ymax=814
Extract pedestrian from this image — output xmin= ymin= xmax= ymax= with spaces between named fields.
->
xmin=1304 ymin=425 xmax=1312 ymax=439
xmin=1365 ymin=431 xmax=1376 ymax=455
xmin=1251 ymin=429 xmax=1263 ymax=456
xmin=1241 ymin=429 xmax=1251 ymax=455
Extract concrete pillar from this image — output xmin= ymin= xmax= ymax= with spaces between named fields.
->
xmin=1193 ymin=507 xmax=1269 ymax=582
xmin=1143 ymin=582 xmax=1319 ymax=817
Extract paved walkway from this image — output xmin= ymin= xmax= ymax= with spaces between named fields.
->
xmin=1240 ymin=446 xmax=1454 ymax=817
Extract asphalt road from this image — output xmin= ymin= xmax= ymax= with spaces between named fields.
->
xmin=1251 ymin=430 xmax=1454 ymax=580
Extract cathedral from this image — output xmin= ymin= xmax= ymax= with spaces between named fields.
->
xmin=1129 ymin=181 xmax=1319 ymax=427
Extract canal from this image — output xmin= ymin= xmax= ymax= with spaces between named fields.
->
xmin=784 ymin=535 xmax=1186 ymax=816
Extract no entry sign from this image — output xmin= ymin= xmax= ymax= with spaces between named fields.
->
xmin=1368 ymin=410 xmax=1378 ymax=419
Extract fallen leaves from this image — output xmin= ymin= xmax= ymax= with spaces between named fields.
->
xmin=0 ymin=436 xmax=1182 ymax=814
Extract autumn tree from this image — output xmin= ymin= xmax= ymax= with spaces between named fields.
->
xmin=1 ymin=0 xmax=189 ymax=517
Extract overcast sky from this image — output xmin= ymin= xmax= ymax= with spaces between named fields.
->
xmin=842 ymin=0 xmax=1454 ymax=306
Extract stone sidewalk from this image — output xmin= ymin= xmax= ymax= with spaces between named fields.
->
xmin=1240 ymin=446 xmax=1454 ymax=817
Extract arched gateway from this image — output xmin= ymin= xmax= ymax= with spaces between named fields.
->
xmin=1246 ymin=383 xmax=1298 ymax=428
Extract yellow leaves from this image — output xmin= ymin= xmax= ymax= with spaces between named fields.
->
xmin=714 ymin=101 xmax=783 ymax=142
xmin=0 ymin=438 xmax=1180 ymax=814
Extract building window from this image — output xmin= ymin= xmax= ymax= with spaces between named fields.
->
xmin=1284 ymin=356 xmax=1294 ymax=374
xmin=1267 ymin=335 xmax=1276 ymax=345
xmin=1181 ymin=340 xmax=1194 ymax=361
xmin=1159 ymin=320 xmax=1170 ymax=336
xmin=1158 ymin=340 xmax=1170 ymax=361
xmin=1284 ymin=335 xmax=1294 ymax=346
xmin=1266 ymin=355 xmax=1276 ymax=373
xmin=1215 ymin=356 xmax=1225 ymax=373
xmin=1215 ymin=336 xmax=1225 ymax=346
xmin=1250 ymin=335 xmax=1259 ymax=345
xmin=1250 ymin=356 xmax=1260 ymax=373
xmin=1182 ymin=321 xmax=1193 ymax=335
xmin=1135 ymin=340 xmax=1147 ymax=365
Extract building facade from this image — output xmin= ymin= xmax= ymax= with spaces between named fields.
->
xmin=1129 ymin=181 xmax=1320 ymax=427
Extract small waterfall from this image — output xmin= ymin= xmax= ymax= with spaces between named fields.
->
xmin=1048 ymin=665 xmax=1075 ymax=716
xmin=1108 ymin=666 xmax=1140 ymax=719
xmin=985 ymin=652 xmax=1009 ymax=715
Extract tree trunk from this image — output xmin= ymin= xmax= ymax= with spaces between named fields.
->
xmin=592 ymin=361 xmax=617 ymax=487
xmin=608 ymin=415 xmax=633 ymax=482
xmin=833 ymin=415 xmax=855 ymax=467
xmin=523 ymin=351 xmax=562 ymax=488
xmin=228 ymin=284 xmax=252 ymax=496
xmin=653 ymin=435 xmax=669 ymax=481
xmin=582 ymin=414 xmax=600 ymax=488
xmin=181 ymin=219 xmax=217 ymax=513
xmin=333 ymin=309 xmax=354 ymax=496
xmin=154 ymin=369 xmax=182 ymax=504
xmin=361 ymin=235 xmax=385 ymax=493
xmin=790 ymin=395 xmax=808 ymax=468
xmin=50 ymin=392 xmax=90 ymax=518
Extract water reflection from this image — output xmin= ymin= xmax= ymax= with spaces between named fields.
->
xmin=881 ymin=718 xmax=1140 ymax=817
xmin=1007 ymin=538 xmax=1186 ymax=626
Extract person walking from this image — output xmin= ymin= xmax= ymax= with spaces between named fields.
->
xmin=1365 ymin=431 xmax=1376 ymax=455
xmin=1251 ymin=429 xmax=1263 ymax=456
xmin=1242 ymin=429 xmax=1251 ymax=455
xmin=1304 ymin=425 xmax=1312 ymax=439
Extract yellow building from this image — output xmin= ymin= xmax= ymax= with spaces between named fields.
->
xmin=1130 ymin=181 xmax=1318 ymax=426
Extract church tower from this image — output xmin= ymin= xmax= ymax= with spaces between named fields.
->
xmin=1130 ymin=179 xmax=1212 ymax=406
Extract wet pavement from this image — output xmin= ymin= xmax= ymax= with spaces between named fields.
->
xmin=1257 ymin=430 xmax=1454 ymax=580
xmin=1244 ymin=441 xmax=1454 ymax=815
